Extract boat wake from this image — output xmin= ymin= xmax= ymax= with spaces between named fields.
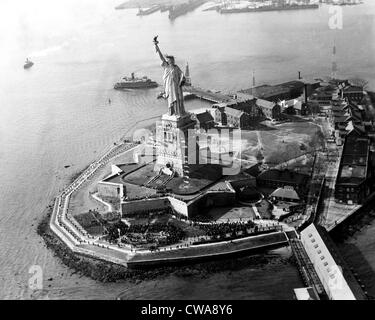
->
xmin=29 ymin=41 xmax=70 ymax=58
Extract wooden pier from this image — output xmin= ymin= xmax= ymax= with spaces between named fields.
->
xmin=183 ymin=86 xmax=232 ymax=104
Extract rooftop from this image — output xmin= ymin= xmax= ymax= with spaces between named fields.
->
xmin=343 ymin=85 xmax=364 ymax=93
xmin=342 ymin=134 xmax=369 ymax=157
xmin=241 ymin=85 xmax=290 ymax=100
xmin=240 ymin=80 xmax=307 ymax=101
xmin=195 ymin=111 xmax=214 ymax=124
xmin=337 ymin=132 xmax=370 ymax=185
xmin=257 ymin=169 xmax=309 ymax=186
xmin=256 ymin=98 xmax=275 ymax=110
xmin=333 ymin=115 xmax=350 ymax=123
xmin=331 ymin=104 xmax=348 ymax=112
xmin=270 ymin=186 xmax=300 ymax=201
xmin=294 ymin=287 xmax=320 ymax=300
xmin=340 ymin=165 xmax=366 ymax=180
xmin=123 ymin=162 xmax=223 ymax=196
xmin=224 ymin=106 xmax=244 ymax=117
xmin=212 ymin=96 xmax=257 ymax=110
xmin=301 ymin=224 xmax=366 ymax=300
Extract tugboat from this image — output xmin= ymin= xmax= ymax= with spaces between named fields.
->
xmin=114 ymin=73 xmax=158 ymax=89
xmin=24 ymin=58 xmax=34 ymax=69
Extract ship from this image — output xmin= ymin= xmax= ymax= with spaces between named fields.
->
xmin=220 ymin=3 xmax=319 ymax=14
xmin=114 ymin=73 xmax=158 ymax=89
xmin=337 ymin=0 xmax=363 ymax=5
xmin=24 ymin=58 xmax=34 ymax=69
xmin=136 ymin=5 xmax=161 ymax=16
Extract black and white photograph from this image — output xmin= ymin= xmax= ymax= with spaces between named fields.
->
xmin=1 ymin=0 xmax=375 ymax=306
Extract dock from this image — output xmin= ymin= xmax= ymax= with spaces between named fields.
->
xmin=219 ymin=3 xmax=319 ymax=14
xmin=290 ymin=224 xmax=368 ymax=300
xmin=183 ymin=86 xmax=232 ymax=104
xmin=289 ymin=238 xmax=326 ymax=297
xmin=168 ymin=0 xmax=208 ymax=20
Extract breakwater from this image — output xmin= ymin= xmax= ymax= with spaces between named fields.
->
xmin=39 ymin=203 xmax=292 ymax=283
xmin=128 ymin=231 xmax=289 ymax=268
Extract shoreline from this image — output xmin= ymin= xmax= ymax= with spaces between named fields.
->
xmin=37 ymin=203 xmax=292 ymax=283
xmin=44 ymin=135 xmax=293 ymax=279
xmin=38 ymin=172 xmax=375 ymax=289
xmin=37 ymin=93 xmax=375 ymax=287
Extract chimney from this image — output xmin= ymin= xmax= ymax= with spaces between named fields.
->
xmin=298 ymin=71 xmax=302 ymax=80
xmin=304 ymin=84 xmax=308 ymax=105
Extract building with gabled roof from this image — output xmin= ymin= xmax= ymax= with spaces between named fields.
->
xmin=190 ymin=109 xmax=215 ymax=131
xmin=222 ymin=106 xmax=252 ymax=128
xmin=342 ymin=85 xmax=364 ymax=103
xmin=256 ymin=98 xmax=281 ymax=120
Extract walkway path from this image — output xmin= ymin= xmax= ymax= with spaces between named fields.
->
xmin=50 ymin=142 xmax=140 ymax=265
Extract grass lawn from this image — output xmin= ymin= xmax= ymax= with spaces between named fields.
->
xmin=75 ymin=211 xmax=105 ymax=236
xmin=123 ymin=162 xmax=157 ymax=185
xmin=240 ymin=120 xmax=324 ymax=167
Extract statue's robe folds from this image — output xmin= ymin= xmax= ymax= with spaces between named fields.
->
xmin=162 ymin=61 xmax=186 ymax=116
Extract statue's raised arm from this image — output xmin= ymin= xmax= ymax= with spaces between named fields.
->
xmin=154 ymin=36 xmax=167 ymax=65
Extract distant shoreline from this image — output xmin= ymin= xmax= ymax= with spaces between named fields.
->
xmin=115 ymin=0 xmax=189 ymax=10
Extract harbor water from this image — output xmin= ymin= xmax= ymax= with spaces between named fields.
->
xmin=1 ymin=0 xmax=375 ymax=299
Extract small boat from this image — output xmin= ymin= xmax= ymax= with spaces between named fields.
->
xmin=24 ymin=58 xmax=34 ymax=69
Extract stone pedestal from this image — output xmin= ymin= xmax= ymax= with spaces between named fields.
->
xmin=154 ymin=113 xmax=197 ymax=176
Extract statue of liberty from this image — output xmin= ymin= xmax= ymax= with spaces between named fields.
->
xmin=154 ymin=36 xmax=186 ymax=117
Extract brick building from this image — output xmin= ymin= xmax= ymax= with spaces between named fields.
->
xmin=334 ymin=129 xmax=372 ymax=204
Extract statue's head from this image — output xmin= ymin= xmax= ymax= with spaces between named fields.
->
xmin=165 ymin=55 xmax=175 ymax=66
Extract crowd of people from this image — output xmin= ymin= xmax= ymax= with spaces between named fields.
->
xmin=105 ymin=220 xmax=185 ymax=246
xmin=198 ymin=220 xmax=256 ymax=238
xmin=191 ymin=214 xmax=213 ymax=223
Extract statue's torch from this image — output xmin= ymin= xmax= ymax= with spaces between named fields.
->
xmin=153 ymin=35 xmax=159 ymax=51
